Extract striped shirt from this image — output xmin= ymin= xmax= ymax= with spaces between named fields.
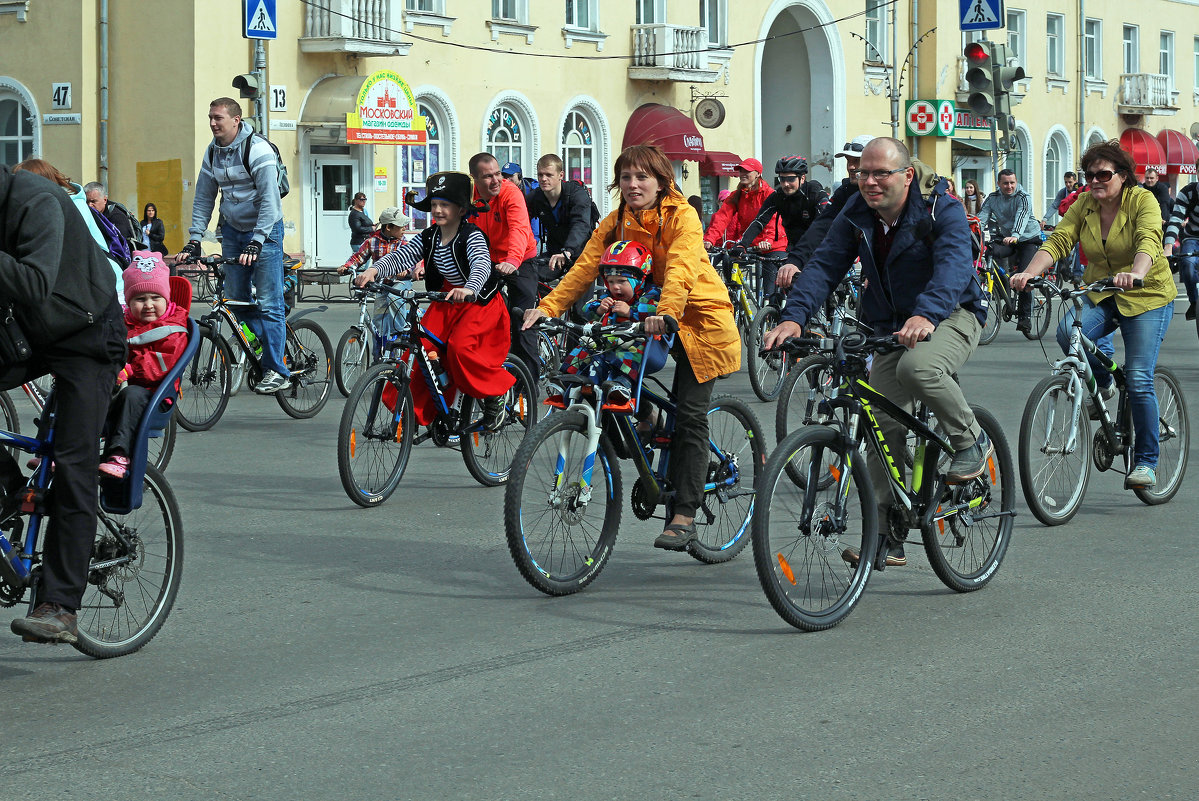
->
xmin=1164 ymin=183 xmax=1199 ymax=247
xmin=374 ymin=225 xmax=492 ymax=296
xmin=342 ymin=230 xmax=408 ymax=273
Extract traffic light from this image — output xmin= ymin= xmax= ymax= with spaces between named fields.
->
xmin=993 ymin=52 xmax=1027 ymax=145
xmin=964 ymin=41 xmax=999 ymax=118
xmin=232 ymin=73 xmax=261 ymax=100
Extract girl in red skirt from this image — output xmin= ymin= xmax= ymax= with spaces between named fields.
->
xmin=355 ymin=171 xmax=514 ymax=428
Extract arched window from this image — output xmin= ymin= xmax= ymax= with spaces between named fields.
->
xmin=561 ymin=109 xmax=596 ymax=194
xmin=1044 ymin=136 xmax=1064 ymax=217
xmin=0 ymin=93 xmax=35 ymax=166
xmin=400 ymin=103 xmax=444 ymax=230
xmin=1006 ymin=128 xmax=1031 ymax=191
xmin=486 ymin=102 xmax=529 ymax=174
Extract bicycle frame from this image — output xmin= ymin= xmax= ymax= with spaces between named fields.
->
xmin=1051 ymin=296 xmax=1130 ymax=453
xmin=0 ymin=411 xmax=55 ymax=588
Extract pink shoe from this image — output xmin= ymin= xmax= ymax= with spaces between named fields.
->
xmin=98 ymin=454 xmax=129 ymax=479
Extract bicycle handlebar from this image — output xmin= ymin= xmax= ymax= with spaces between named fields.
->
xmin=767 ymin=330 xmax=904 ymax=359
xmin=1023 ymin=275 xmax=1142 ymax=299
xmin=530 ymin=312 xmax=679 ymax=342
xmin=364 ymin=282 xmax=452 ymax=303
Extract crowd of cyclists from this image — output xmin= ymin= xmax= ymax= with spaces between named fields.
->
xmin=1 ymin=90 xmax=1188 ymax=648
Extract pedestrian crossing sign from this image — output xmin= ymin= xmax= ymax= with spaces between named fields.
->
xmin=960 ymin=0 xmax=1004 ymax=32
xmin=243 ymin=0 xmax=277 ymax=40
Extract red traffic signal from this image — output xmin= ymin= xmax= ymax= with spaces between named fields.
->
xmin=964 ymin=42 xmax=990 ymax=66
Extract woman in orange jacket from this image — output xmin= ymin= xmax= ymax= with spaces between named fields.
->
xmin=523 ymin=144 xmax=740 ymax=550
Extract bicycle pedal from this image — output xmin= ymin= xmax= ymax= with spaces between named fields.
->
xmin=600 ymin=400 xmax=635 ymax=412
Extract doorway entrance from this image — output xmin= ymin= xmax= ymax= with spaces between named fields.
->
xmin=312 ymin=154 xmax=359 ymax=267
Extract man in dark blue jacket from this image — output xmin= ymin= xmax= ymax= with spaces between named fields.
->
xmin=763 ymin=138 xmax=989 ymax=567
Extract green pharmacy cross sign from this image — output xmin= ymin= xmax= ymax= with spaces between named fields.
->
xmin=906 ymin=100 xmax=957 ymax=137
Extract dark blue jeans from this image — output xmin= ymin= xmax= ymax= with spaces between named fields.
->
xmin=221 ymin=220 xmax=289 ymax=377
xmin=1055 ymin=296 xmax=1173 ymax=467
xmin=1176 ymin=238 xmax=1199 ymax=306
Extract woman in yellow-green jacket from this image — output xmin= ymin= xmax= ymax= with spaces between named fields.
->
xmin=1012 ymin=139 xmax=1176 ymax=490
xmin=523 ymin=144 xmax=740 ymax=550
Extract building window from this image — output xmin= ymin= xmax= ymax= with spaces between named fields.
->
xmin=565 ymin=0 xmax=595 ymax=29
xmin=492 ymin=0 xmax=524 ymax=23
xmin=700 ymin=0 xmax=726 ymax=48
xmin=1044 ymin=134 xmax=1068 ymax=220
xmin=1123 ymin=25 xmax=1139 ymax=74
xmin=1084 ymin=19 xmax=1102 ymax=80
xmin=1161 ymin=31 xmax=1175 ymax=88
xmin=635 ymin=0 xmax=663 ymax=25
xmin=561 ymin=109 xmax=597 ymax=197
xmin=405 ymin=0 xmax=441 ymax=11
xmin=865 ymin=1 xmax=887 ymax=64
xmin=1006 ymin=9 xmax=1025 ymax=64
xmin=486 ymin=103 xmax=529 ymax=174
xmin=400 ymin=103 xmax=443 ymax=231
xmin=0 ymin=96 xmax=34 ymax=167
xmin=1046 ymin=14 xmax=1064 ymax=76
xmin=1194 ymin=37 xmax=1199 ymax=90
xmin=1007 ymin=133 xmax=1027 ymax=190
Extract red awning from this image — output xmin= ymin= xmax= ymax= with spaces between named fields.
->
xmin=622 ymin=103 xmax=705 ymax=161
xmin=1156 ymin=129 xmax=1199 ymax=175
xmin=1119 ymin=128 xmax=1167 ymax=175
xmin=700 ymin=151 xmax=743 ymax=177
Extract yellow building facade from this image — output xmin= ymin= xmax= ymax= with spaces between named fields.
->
xmin=2 ymin=0 xmax=1197 ymax=267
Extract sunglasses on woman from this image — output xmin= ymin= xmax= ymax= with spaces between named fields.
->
xmin=1084 ymin=169 xmax=1117 ymax=183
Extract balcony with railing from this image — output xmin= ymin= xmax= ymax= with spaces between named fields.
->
xmin=1118 ymin=73 xmax=1179 ymax=115
xmin=628 ymin=24 xmax=719 ymax=82
xmin=300 ymin=0 xmax=412 ymax=56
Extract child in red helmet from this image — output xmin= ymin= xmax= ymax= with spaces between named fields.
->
xmin=563 ymin=240 xmax=661 ymax=405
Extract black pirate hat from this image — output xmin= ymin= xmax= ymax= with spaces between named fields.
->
xmin=407 ymin=171 xmax=473 ymax=212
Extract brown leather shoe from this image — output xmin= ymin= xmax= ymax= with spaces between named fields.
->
xmin=10 ymin=602 xmax=78 ymax=644
xmin=841 ymin=543 xmax=907 ymax=567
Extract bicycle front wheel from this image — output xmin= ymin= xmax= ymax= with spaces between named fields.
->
xmin=504 ymin=410 xmax=621 ymax=596
xmin=74 ymin=465 xmax=183 ymax=658
xmin=276 ymin=318 xmax=333 ymax=419
xmin=1025 ymin=286 xmax=1053 ymax=341
xmin=752 ymin=425 xmax=878 ymax=631
xmin=461 ymin=358 xmax=539 ymax=487
xmin=175 ymin=325 xmax=231 ymax=432
xmin=147 ymin=413 xmax=177 ymax=472
xmin=1019 ymin=373 xmax=1090 ymax=525
xmin=978 ymin=287 xmax=1002 ymax=346
xmin=921 ymin=406 xmax=1014 ymax=592
xmin=689 ymin=395 xmax=766 ymax=564
xmin=337 ymin=363 xmax=414 ymax=507
xmin=746 ymin=306 xmax=789 ymax=402
xmin=334 ymin=326 xmax=371 ymax=397
xmin=1133 ymin=367 xmax=1189 ymax=506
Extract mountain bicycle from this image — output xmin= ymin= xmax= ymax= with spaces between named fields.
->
xmin=977 ymin=227 xmax=1055 ymax=345
xmin=174 ymin=255 xmax=332 ymax=430
xmin=504 ymin=315 xmax=765 ymax=595
xmin=711 ymin=245 xmax=790 ymax=401
xmin=333 ymin=265 xmax=407 ymax=397
xmin=336 ymin=285 xmax=538 ymax=507
xmin=752 ymin=331 xmax=1014 ymax=632
xmin=0 ymin=321 xmax=195 ymax=657
xmin=1017 ymin=276 xmax=1188 ymax=525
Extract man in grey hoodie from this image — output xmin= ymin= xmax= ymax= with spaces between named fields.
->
xmin=978 ymin=169 xmax=1041 ymax=333
xmin=179 ymin=97 xmax=289 ymax=393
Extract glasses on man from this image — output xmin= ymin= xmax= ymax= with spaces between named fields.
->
xmin=853 ymin=167 xmax=907 ymax=182
xmin=1084 ymin=169 xmax=1116 ymax=183
xmin=777 ymin=174 xmax=800 ymax=183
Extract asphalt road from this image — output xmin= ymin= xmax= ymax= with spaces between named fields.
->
xmin=2 ymin=297 xmax=1196 ymax=801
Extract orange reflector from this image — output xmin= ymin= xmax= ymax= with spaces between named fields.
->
xmin=828 ymin=463 xmax=841 ymax=482
xmin=777 ymin=553 xmax=797 ymax=586
xmin=349 ymin=429 xmax=357 ymax=458
xmin=395 ymin=418 xmax=403 ymax=443
xmin=518 ymin=395 xmax=527 ymax=418
xmin=472 ymin=432 xmax=480 ymax=447
xmin=936 ymin=506 xmax=944 ymax=534
xmin=988 ymin=456 xmax=996 ymax=483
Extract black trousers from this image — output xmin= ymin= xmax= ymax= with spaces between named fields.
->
xmin=990 ymin=239 xmax=1040 ymax=317
xmin=104 ymin=385 xmax=152 ymax=456
xmin=668 ymin=348 xmax=716 ymax=518
xmin=0 ymin=304 xmax=126 ymax=611
xmin=508 ymin=258 xmax=542 ymax=379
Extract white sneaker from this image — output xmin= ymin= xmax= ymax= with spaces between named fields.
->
xmin=253 ymin=370 xmax=290 ymax=394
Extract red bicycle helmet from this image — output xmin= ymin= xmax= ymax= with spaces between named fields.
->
xmin=599 ymin=240 xmax=653 ymax=282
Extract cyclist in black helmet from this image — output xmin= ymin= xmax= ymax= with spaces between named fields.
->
xmin=740 ymin=154 xmax=830 ymax=294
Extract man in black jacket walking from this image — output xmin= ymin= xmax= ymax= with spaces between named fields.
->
xmin=0 ymin=165 xmax=126 ymax=644
xmin=525 ymin=154 xmax=596 ymax=279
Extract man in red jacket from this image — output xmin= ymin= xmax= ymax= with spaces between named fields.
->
xmin=703 ymin=158 xmax=787 ymax=254
xmin=469 ymin=152 xmax=539 ymax=378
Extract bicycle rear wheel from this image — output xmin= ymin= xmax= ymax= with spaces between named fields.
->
xmin=174 ymin=326 xmax=231 ymax=432
xmin=921 ymin=406 xmax=1014 ymax=592
xmin=978 ymin=287 xmax=1002 ymax=346
xmin=504 ymin=410 xmax=621 ymax=596
xmin=1024 ymin=286 xmax=1053 ymax=340
xmin=337 ymin=363 xmax=414 ymax=507
xmin=689 ymin=395 xmax=766 ymax=564
xmin=74 ymin=465 xmax=183 ymax=658
xmin=536 ymin=329 xmax=561 ymax=392
xmin=746 ymin=306 xmax=789 ymax=402
xmin=461 ymin=358 xmax=539 ymax=487
xmin=335 ymin=325 xmax=371 ymax=397
xmin=1019 ymin=373 xmax=1090 ymax=525
xmin=0 ymin=390 xmax=18 ymax=456
xmin=147 ymin=413 xmax=177 ymax=473
xmin=276 ymin=318 xmax=332 ymax=419
xmin=752 ymin=425 xmax=878 ymax=631
xmin=1133 ymin=367 xmax=1189 ymax=506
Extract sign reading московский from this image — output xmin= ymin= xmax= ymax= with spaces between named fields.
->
xmin=346 ymin=70 xmax=427 ymax=146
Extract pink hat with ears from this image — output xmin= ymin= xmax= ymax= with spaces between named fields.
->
xmin=123 ymin=251 xmax=171 ymax=304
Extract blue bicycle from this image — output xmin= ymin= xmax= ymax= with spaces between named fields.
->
xmin=504 ymin=315 xmax=765 ymax=595
xmin=0 ymin=321 xmax=195 ymax=657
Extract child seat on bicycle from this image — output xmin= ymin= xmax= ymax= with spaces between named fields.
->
xmin=361 ymin=171 xmax=514 ymax=430
xmin=563 ymin=241 xmax=663 ymax=407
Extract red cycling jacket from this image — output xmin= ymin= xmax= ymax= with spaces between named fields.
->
xmin=703 ymin=182 xmax=787 ymax=252
xmin=123 ymin=302 xmax=190 ymax=387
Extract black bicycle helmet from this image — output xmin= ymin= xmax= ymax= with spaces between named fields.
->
xmin=774 ymin=155 xmax=808 ymax=176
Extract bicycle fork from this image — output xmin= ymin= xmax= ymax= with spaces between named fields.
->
xmin=550 ymin=403 xmax=605 ymax=509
